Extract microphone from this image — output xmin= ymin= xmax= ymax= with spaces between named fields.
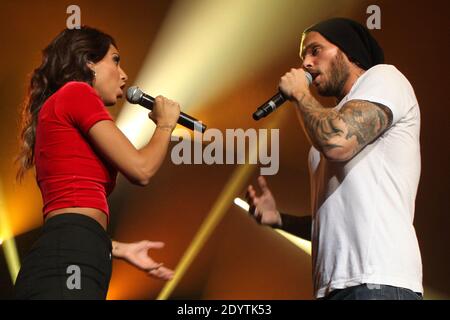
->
xmin=252 ymin=72 xmax=313 ymax=120
xmin=126 ymin=86 xmax=207 ymax=133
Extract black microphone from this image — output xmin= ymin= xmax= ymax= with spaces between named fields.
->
xmin=253 ymin=72 xmax=313 ymax=120
xmin=126 ymin=86 xmax=207 ymax=133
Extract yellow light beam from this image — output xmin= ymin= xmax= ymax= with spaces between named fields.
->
xmin=157 ymin=109 xmax=286 ymax=300
xmin=0 ymin=180 xmax=21 ymax=284
xmin=233 ymin=197 xmax=311 ymax=255
xmin=273 ymin=229 xmax=311 ymax=256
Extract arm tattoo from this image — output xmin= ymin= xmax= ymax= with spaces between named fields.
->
xmin=300 ymin=107 xmax=344 ymax=152
xmin=297 ymin=97 xmax=393 ymax=159
xmin=340 ymin=100 xmax=392 ymax=152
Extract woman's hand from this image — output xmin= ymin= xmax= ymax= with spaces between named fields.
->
xmin=112 ymin=240 xmax=174 ymax=280
xmin=148 ymin=95 xmax=180 ymax=131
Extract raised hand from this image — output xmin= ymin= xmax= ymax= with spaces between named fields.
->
xmin=246 ymin=176 xmax=282 ymax=227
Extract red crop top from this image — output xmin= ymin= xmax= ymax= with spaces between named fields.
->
xmin=35 ymin=81 xmax=117 ymax=219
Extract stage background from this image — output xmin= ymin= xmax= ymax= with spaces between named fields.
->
xmin=0 ymin=0 xmax=448 ymax=299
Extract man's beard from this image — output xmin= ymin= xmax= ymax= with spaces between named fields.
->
xmin=317 ymin=51 xmax=350 ymax=98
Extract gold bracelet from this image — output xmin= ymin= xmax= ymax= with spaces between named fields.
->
xmin=156 ymin=124 xmax=175 ymax=132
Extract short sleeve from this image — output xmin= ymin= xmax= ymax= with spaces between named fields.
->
xmin=347 ymin=65 xmax=416 ymax=126
xmin=56 ymin=81 xmax=113 ymax=134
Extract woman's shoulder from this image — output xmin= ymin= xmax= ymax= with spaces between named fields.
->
xmin=55 ymin=81 xmax=103 ymax=107
xmin=52 ymin=81 xmax=109 ymax=125
xmin=57 ymin=81 xmax=97 ymax=97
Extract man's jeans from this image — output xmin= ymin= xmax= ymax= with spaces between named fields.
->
xmin=321 ymin=284 xmax=423 ymax=300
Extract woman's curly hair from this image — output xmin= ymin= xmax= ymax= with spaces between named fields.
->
xmin=16 ymin=26 xmax=116 ymax=181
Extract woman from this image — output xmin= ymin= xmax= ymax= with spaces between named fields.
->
xmin=14 ymin=26 xmax=180 ymax=299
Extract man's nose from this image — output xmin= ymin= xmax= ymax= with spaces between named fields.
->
xmin=302 ymin=56 xmax=314 ymax=70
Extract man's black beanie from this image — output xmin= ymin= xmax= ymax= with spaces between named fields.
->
xmin=304 ymin=17 xmax=384 ymax=70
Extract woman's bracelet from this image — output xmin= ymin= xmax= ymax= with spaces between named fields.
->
xmin=156 ymin=124 xmax=176 ymax=132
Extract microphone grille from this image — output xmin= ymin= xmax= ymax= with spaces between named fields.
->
xmin=305 ymin=72 xmax=313 ymax=85
xmin=126 ymin=86 xmax=143 ymax=104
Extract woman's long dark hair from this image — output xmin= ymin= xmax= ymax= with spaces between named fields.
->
xmin=16 ymin=26 xmax=116 ymax=182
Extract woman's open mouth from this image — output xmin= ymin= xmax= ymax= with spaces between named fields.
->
xmin=118 ymin=84 xmax=126 ymax=97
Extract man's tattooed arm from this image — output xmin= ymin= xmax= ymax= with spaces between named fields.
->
xmin=294 ymin=95 xmax=393 ymax=161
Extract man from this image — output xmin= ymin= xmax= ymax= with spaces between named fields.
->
xmin=246 ymin=18 xmax=423 ymax=300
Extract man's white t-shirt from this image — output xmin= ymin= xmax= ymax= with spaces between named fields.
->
xmin=308 ymin=64 xmax=422 ymax=298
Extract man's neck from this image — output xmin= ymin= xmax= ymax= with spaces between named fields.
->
xmin=336 ymin=67 xmax=366 ymax=103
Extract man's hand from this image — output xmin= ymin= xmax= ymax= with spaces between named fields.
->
xmin=113 ymin=240 xmax=174 ymax=281
xmin=279 ymin=68 xmax=311 ymax=102
xmin=246 ymin=176 xmax=282 ymax=227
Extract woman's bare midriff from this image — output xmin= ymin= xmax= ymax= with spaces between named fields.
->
xmin=45 ymin=207 xmax=107 ymax=230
